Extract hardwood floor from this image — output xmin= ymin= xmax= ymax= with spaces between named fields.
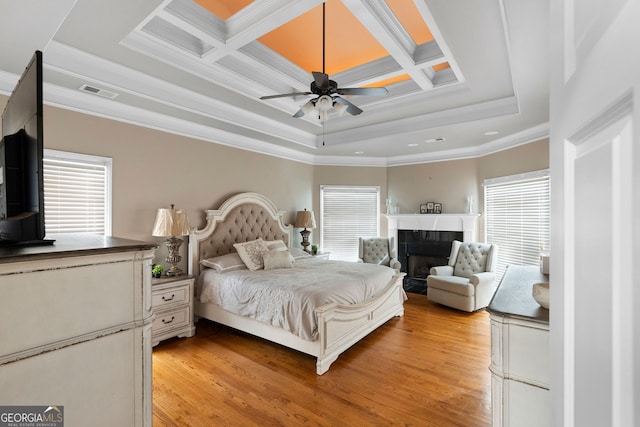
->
xmin=152 ymin=294 xmax=491 ymax=426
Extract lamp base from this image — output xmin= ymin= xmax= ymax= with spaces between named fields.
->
xmin=299 ymin=228 xmax=311 ymax=253
xmin=164 ymin=236 xmax=184 ymax=276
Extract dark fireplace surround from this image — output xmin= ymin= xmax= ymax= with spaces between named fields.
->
xmin=397 ymin=230 xmax=463 ymax=290
xmin=386 ymin=213 xmax=479 ymax=294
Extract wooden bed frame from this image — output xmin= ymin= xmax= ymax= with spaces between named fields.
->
xmin=188 ymin=192 xmax=406 ymax=375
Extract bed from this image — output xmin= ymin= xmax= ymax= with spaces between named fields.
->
xmin=188 ymin=192 xmax=406 ymax=374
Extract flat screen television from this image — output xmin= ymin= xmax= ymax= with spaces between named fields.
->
xmin=0 ymin=50 xmax=52 ymax=245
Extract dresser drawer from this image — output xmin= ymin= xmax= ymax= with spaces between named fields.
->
xmin=152 ymin=284 xmax=190 ymax=309
xmin=152 ymin=306 xmax=190 ymax=334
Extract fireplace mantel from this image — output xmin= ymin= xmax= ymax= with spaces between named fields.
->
xmin=385 ymin=213 xmax=480 ymax=243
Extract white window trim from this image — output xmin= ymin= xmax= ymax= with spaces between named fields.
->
xmin=44 ymin=149 xmax=113 ymax=235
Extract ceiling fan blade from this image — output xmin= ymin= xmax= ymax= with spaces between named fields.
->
xmin=334 ymin=96 xmax=363 ymax=115
xmin=312 ymin=71 xmax=330 ymax=90
xmin=260 ymin=92 xmax=311 ymax=100
xmin=293 ymin=109 xmax=306 ymax=118
xmin=337 ymin=87 xmax=388 ymax=96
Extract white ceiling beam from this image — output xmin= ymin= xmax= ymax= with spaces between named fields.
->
xmin=341 ymin=0 xmax=434 ymax=90
xmin=225 ymin=0 xmax=323 ymax=47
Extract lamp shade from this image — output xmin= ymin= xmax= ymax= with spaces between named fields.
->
xmin=294 ymin=209 xmax=316 ymax=229
xmin=152 ymin=205 xmax=190 ymax=237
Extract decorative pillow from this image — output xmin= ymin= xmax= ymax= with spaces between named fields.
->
xmin=265 ymin=239 xmax=288 ymax=252
xmin=265 ymin=240 xmax=296 ymax=263
xmin=200 ymin=253 xmax=246 ymax=273
xmin=233 ymin=239 xmax=269 ymax=271
xmin=263 ymin=250 xmax=294 ymax=270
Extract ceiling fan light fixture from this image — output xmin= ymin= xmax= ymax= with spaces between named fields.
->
xmin=259 ymin=2 xmax=387 ymax=122
xmin=316 ymin=95 xmax=333 ymax=111
xmin=300 ymin=100 xmax=315 ymax=115
xmin=333 ymin=101 xmax=348 ymax=115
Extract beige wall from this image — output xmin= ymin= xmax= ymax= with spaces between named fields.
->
xmin=388 ymin=158 xmax=479 ymax=215
xmin=41 ymin=105 xmax=313 ymax=270
xmin=387 ymin=139 xmax=549 ymax=239
xmin=1 ymin=94 xmax=548 ymax=266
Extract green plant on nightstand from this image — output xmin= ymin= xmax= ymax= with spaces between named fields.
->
xmin=152 ymin=264 xmax=164 ymax=278
xmin=311 ymin=244 xmax=318 ymax=255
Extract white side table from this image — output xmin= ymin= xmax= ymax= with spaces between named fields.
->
xmin=151 ymin=275 xmax=195 ymax=346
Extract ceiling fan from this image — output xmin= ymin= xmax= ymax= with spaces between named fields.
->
xmin=259 ymin=2 xmax=388 ymax=121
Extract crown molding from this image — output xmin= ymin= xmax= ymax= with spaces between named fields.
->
xmin=40 ymin=75 xmax=546 ymax=168
xmin=0 ymin=70 xmax=18 ymax=95
xmin=44 ymin=82 xmax=318 ymax=165
xmin=46 ymin=41 xmax=317 ymax=149
xmin=320 ymin=95 xmax=520 ymax=147
xmin=386 ymin=122 xmax=549 ymax=166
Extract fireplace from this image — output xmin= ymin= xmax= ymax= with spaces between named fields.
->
xmin=398 ymin=230 xmax=463 ymax=292
xmin=386 ymin=213 xmax=480 ymax=294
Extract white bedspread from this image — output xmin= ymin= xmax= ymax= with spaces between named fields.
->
xmin=198 ymin=257 xmax=400 ymax=341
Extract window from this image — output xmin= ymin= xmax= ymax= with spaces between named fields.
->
xmin=320 ymin=186 xmax=380 ymax=261
xmin=484 ymin=169 xmax=550 ymax=280
xmin=43 ymin=150 xmax=112 ymax=235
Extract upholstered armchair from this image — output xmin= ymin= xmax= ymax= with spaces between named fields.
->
xmin=426 ymin=240 xmax=498 ymax=312
xmin=358 ymin=237 xmax=401 ymax=272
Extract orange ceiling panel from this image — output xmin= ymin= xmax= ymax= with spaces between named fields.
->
xmin=258 ymin=0 xmax=388 ymax=75
xmin=433 ymin=62 xmax=450 ymax=72
xmin=194 ymin=0 xmax=254 ymax=20
xmin=385 ymin=0 xmax=433 ymax=44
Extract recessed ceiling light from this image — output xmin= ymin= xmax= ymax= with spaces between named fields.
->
xmin=354 ymin=151 xmax=364 ymax=155
xmin=484 ymin=130 xmax=499 ymax=136
xmin=408 ymin=143 xmax=419 ymax=147
xmin=425 ymin=137 xmax=446 ymax=143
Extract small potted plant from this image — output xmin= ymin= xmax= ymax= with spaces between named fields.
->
xmin=311 ymin=244 xmax=319 ymax=255
xmin=152 ymin=264 xmax=164 ymax=278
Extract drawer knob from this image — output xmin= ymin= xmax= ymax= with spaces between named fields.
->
xmin=162 ymin=316 xmax=175 ymax=325
xmin=162 ymin=294 xmax=175 ymax=302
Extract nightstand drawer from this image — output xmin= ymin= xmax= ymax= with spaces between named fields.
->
xmin=152 ymin=284 xmax=190 ymax=309
xmin=152 ymin=306 xmax=190 ymax=333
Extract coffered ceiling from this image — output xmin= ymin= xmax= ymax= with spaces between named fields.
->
xmin=0 ymin=0 xmax=549 ymax=166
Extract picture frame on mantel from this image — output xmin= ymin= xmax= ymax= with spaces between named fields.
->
xmin=420 ymin=204 xmax=428 ymax=214
xmin=434 ymin=203 xmax=442 ymax=214
xmin=426 ymin=202 xmax=434 ymax=213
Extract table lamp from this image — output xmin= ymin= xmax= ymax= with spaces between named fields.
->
xmin=152 ymin=204 xmax=190 ymax=276
xmin=294 ymin=209 xmax=316 ymax=253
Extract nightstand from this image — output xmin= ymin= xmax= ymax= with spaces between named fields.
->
xmin=313 ymin=251 xmax=331 ymax=259
xmin=151 ymin=275 xmax=195 ymax=346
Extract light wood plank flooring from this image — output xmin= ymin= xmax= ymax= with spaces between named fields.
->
xmin=152 ymin=294 xmax=491 ymax=426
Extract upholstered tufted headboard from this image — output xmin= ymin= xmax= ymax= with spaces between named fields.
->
xmin=188 ymin=192 xmax=293 ymax=277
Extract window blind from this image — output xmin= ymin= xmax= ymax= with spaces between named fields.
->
xmin=43 ymin=150 xmax=112 ymax=235
xmin=320 ymin=186 xmax=380 ymax=261
xmin=484 ymin=170 xmax=550 ymax=281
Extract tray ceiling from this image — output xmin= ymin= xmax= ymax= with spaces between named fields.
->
xmin=0 ymin=0 xmax=549 ymax=166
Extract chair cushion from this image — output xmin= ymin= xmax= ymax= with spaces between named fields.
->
xmin=454 ymin=242 xmax=491 ymax=278
xmin=426 ymin=275 xmax=475 ymax=297
xmin=362 ymin=238 xmax=391 ymax=265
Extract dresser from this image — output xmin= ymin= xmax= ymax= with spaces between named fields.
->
xmin=151 ymin=275 xmax=195 ymax=346
xmin=487 ymin=265 xmax=550 ymax=427
xmin=0 ymin=234 xmax=157 ymax=427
